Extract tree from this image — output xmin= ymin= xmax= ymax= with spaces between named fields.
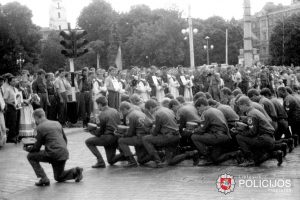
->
xmin=0 ymin=2 xmax=41 ymax=74
xmin=89 ymin=40 xmax=105 ymax=69
xmin=39 ymin=31 xmax=66 ymax=72
xmin=270 ymin=14 xmax=300 ymax=66
xmin=77 ymin=0 xmax=118 ymax=67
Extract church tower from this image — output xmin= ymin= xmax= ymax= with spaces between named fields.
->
xmin=49 ymin=0 xmax=68 ymax=30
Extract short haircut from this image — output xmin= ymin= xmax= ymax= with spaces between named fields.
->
xmin=165 ymin=93 xmax=174 ymax=100
xmin=37 ymin=69 xmax=46 ymax=75
xmin=176 ymin=96 xmax=185 ymax=104
xmin=161 ymin=98 xmax=171 ymax=107
xmin=205 ymin=92 xmax=212 ymax=100
xmin=145 ymin=99 xmax=159 ymax=110
xmin=208 ymin=99 xmax=218 ymax=106
xmin=285 ymin=86 xmax=293 ymax=94
xmin=169 ymin=99 xmax=180 ymax=109
xmin=247 ymin=89 xmax=259 ymax=98
xmin=260 ymin=88 xmax=272 ymax=97
xmin=193 ymin=92 xmax=206 ymax=102
xmin=277 ymin=86 xmax=287 ymax=94
xmin=33 ymin=108 xmax=46 ymax=119
xmin=58 ymin=68 xmax=65 ymax=74
xmin=221 ymin=87 xmax=232 ymax=96
xmin=237 ymin=96 xmax=251 ymax=106
xmin=232 ymin=88 xmax=242 ymax=97
xmin=130 ymin=94 xmax=141 ymax=105
xmin=120 ymin=101 xmax=132 ymax=111
xmin=121 ymin=94 xmax=130 ymax=103
xmin=194 ymin=97 xmax=208 ymax=107
xmin=96 ymin=96 xmax=108 ymax=106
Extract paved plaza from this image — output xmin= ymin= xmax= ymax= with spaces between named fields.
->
xmin=0 ymin=128 xmax=299 ymax=200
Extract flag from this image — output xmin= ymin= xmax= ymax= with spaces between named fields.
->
xmin=115 ymin=46 xmax=122 ymax=70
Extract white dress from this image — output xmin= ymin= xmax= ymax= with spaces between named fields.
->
xmin=136 ymin=80 xmax=151 ymax=102
xmin=183 ymin=77 xmax=193 ymax=102
xmin=155 ymin=77 xmax=165 ymax=102
xmin=168 ymin=75 xmax=179 ymax=98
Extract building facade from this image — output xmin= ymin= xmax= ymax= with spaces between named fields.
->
xmin=251 ymin=0 xmax=300 ymax=64
xmin=49 ymin=0 xmax=68 ymax=30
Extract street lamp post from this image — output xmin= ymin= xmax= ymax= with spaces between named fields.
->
xmin=16 ymin=53 xmax=25 ymax=70
xmin=204 ymin=36 xmax=214 ymax=65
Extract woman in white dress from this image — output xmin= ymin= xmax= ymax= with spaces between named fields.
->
xmin=135 ymin=72 xmax=151 ymax=102
xmin=168 ymin=74 xmax=179 ymax=98
xmin=155 ymin=71 xmax=166 ymax=102
xmin=183 ymin=74 xmax=193 ymax=102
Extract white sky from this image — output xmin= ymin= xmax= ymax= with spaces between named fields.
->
xmin=0 ymin=0 xmax=292 ymax=27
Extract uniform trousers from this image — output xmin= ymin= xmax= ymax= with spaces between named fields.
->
xmin=275 ymin=119 xmax=291 ymax=140
xmin=79 ymin=91 xmax=92 ymax=126
xmin=143 ymin=133 xmax=189 ymax=165
xmin=118 ymin=135 xmax=151 ymax=164
xmin=27 ymin=151 xmax=77 ymax=182
xmin=191 ymin=131 xmax=230 ymax=156
xmin=236 ymin=134 xmax=275 ymax=162
xmin=85 ymin=134 xmax=124 ymax=164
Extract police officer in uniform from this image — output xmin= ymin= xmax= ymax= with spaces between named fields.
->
xmin=278 ymin=86 xmax=300 ymax=146
xmin=191 ymin=98 xmax=239 ymax=165
xmin=85 ymin=96 xmax=125 ymax=168
xmin=247 ymin=89 xmax=278 ymax=130
xmin=118 ymin=102 xmax=152 ymax=167
xmin=235 ymin=96 xmax=283 ymax=167
xmin=261 ymin=88 xmax=294 ymax=152
xmin=142 ymin=99 xmax=197 ymax=167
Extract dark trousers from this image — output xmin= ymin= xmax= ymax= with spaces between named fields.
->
xmin=142 ymin=134 xmax=188 ymax=165
xmin=291 ymin=124 xmax=300 ymax=142
xmin=275 ymin=119 xmax=291 ymax=140
xmin=58 ymin=92 xmax=68 ymax=125
xmin=118 ymin=136 xmax=151 ymax=164
xmin=5 ymin=104 xmax=19 ymax=141
xmin=79 ymin=92 xmax=92 ymax=126
xmin=38 ymin=93 xmax=48 ymax=115
xmin=107 ymin=90 xmax=120 ymax=110
xmin=191 ymin=132 xmax=230 ymax=156
xmin=236 ymin=134 xmax=275 ymax=162
xmin=85 ymin=134 xmax=120 ymax=164
xmin=47 ymin=95 xmax=58 ymax=121
xmin=27 ymin=151 xmax=76 ymax=182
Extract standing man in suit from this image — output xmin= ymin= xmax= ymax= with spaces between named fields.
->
xmin=26 ymin=109 xmax=83 ymax=186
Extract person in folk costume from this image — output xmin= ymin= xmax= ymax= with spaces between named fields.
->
xmin=161 ymin=66 xmax=169 ymax=94
xmin=135 ymin=71 xmax=151 ymax=102
xmin=92 ymin=69 xmax=107 ymax=121
xmin=119 ymin=71 xmax=128 ymax=92
xmin=146 ymin=66 xmax=157 ymax=98
xmin=176 ymin=66 xmax=185 ymax=96
xmin=105 ymin=66 xmax=123 ymax=110
xmin=18 ymin=71 xmax=36 ymax=138
xmin=183 ymin=70 xmax=194 ymax=102
xmin=168 ymin=69 xmax=180 ymax=99
xmin=208 ymin=68 xmax=221 ymax=102
xmin=0 ymin=76 xmax=7 ymax=148
xmin=154 ymin=70 xmax=167 ymax=102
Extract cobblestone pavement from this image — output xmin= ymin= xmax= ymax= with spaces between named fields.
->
xmin=0 ymin=128 xmax=299 ymax=200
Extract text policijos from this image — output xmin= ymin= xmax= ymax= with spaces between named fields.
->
xmin=238 ymin=177 xmax=291 ymax=188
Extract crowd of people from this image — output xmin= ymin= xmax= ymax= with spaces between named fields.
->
xmin=1 ymin=63 xmax=300 ymax=185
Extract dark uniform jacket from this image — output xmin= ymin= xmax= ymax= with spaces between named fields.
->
xmin=195 ymin=107 xmax=230 ymax=138
xmin=251 ymin=102 xmax=272 ymax=123
xmin=126 ymin=109 xmax=147 ymax=137
xmin=176 ymin=104 xmax=201 ymax=133
xmin=242 ymin=108 xmax=275 ymax=137
xmin=152 ymin=107 xmax=179 ymax=135
xmin=283 ymin=94 xmax=300 ymax=125
xmin=96 ymin=106 xmax=120 ymax=136
xmin=32 ymin=77 xmax=47 ymax=94
xmin=216 ymin=103 xmax=239 ymax=125
xmin=271 ymin=98 xmax=288 ymax=120
xmin=258 ymin=96 xmax=277 ymax=121
xmin=30 ymin=120 xmax=69 ymax=161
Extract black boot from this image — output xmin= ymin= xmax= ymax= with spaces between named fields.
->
xmin=124 ymin=156 xmax=138 ymax=168
xmin=274 ymin=150 xmax=283 ymax=166
xmin=92 ymin=159 xmax=106 ymax=168
xmin=75 ymin=167 xmax=83 ymax=182
xmin=292 ymin=135 xmax=298 ymax=147
xmin=35 ymin=178 xmax=50 ymax=187
xmin=109 ymin=154 xmax=126 ymax=166
xmin=287 ymin=138 xmax=294 ymax=152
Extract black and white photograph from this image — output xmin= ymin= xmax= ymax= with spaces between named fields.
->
xmin=0 ymin=0 xmax=300 ymax=199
